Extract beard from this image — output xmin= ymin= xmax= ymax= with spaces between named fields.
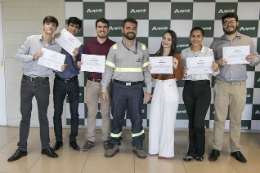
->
xmin=123 ymin=32 xmax=136 ymax=40
xmin=223 ymin=25 xmax=238 ymax=35
xmin=97 ymin=33 xmax=107 ymax=39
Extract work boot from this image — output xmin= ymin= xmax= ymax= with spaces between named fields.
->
xmin=133 ymin=144 xmax=147 ymax=159
xmin=103 ymin=140 xmax=113 ymax=150
xmin=105 ymin=145 xmax=119 ymax=158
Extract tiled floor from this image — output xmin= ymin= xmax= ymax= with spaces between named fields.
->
xmin=0 ymin=126 xmax=260 ymax=173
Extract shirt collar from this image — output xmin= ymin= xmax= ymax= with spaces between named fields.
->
xmin=122 ymin=38 xmax=136 ymax=47
xmin=220 ymin=32 xmax=242 ymax=40
xmin=39 ymin=35 xmax=55 ymax=45
xmin=188 ymin=44 xmax=206 ymax=53
xmin=93 ymin=37 xmax=110 ymax=45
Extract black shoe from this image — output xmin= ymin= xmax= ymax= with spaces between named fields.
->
xmin=69 ymin=140 xmax=80 ymax=151
xmin=41 ymin=147 xmax=59 ymax=158
xmin=7 ymin=149 xmax=27 ymax=162
xmin=103 ymin=140 xmax=113 ymax=150
xmin=52 ymin=141 xmax=63 ymax=151
xmin=231 ymin=151 xmax=247 ymax=163
xmin=82 ymin=141 xmax=95 ymax=151
xmin=208 ymin=149 xmax=220 ymax=162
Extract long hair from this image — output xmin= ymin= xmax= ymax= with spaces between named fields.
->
xmin=154 ymin=30 xmax=177 ymax=80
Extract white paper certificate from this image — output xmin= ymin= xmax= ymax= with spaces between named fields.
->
xmin=55 ymin=28 xmax=82 ymax=56
xmin=149 ymin=56 xmax=173 ymax=74
xmin=81 ymin=54 xmax=105 ymax=73
xmin=37 ymin=48 xmax=66 ymax=72
xmin=223 ymin=46 xmax=250 ymax=65
xmin=186 ymin=57 xmax=213 ymax=75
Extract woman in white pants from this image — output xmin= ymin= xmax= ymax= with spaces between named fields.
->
xmin=148 ymin=30 xmax=183 ymax=159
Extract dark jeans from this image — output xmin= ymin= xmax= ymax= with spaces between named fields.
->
xmin=182 ymin=80 xmax=211 ymax=157
xmin=53 ymin=76 xmax=79 ymax=141
xmin=110 ymin=82 xmax=145 ymax=147
xmin=18 ymin=76 xmax=50 ymax=151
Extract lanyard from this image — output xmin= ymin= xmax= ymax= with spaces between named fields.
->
xmin=121 ymin=40 xmax=138 ymax=55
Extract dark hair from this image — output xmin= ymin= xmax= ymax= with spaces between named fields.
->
xmin=95 ymin=18 xmax=109 ymax=28
xmin=123 ymin=18 xmax=137 ymax=28
xmin=222 ymin=12 xmax=238 ymax=23
xmin=154 ymin=30 xmax=177 ymax=80
xmin=68 ymin=17 xmax=82 ymax=29
xmin=43 ymin=16 xmax=58 ymax=27
xmin=190 ymin=27 xmax=204 ymax=37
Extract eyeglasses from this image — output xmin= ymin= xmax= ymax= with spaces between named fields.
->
xmin=223 ymin=20 xmax=236 ymax=26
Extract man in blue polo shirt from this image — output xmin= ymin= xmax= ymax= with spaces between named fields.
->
xmin=52 ymin=17 xmax=83 ymax=151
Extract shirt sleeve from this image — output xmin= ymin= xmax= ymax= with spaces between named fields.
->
xmin=210 ymin=49 xmax=220 ymax=76
xmin=249 ymin=38 xmax=260 ymax=67
xmin=210 ymin=41 xmax=220 ymax=65
xmin=142 ymin=47 xmax=152 ymax=93
xmin=14 ymin=37 xmax=34 ymax=63
xmin=72 ymin=44 xmax=83 ymax=71
xmin=101 ymin=47 xmax=115 ymax=92
xmin=174 ymin=54 xmax=183 ymax=81
xmin=181 ymin=49 xmax=189 ymax=78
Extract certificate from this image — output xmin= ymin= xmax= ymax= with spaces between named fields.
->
xmin=81 ymin=54 xmax=105 ymax=73
xmin=223 ymin=46 xmax=250 ymax=65
xmin=149 ymin=56 xmax=173 ymax=74
xmin=37 ymin=48 xmax=66 ymax=72
xmin=55 ymin=28 xmax=82 ymax=56
xmin=186 ymin=57 xmax=213 ymax=75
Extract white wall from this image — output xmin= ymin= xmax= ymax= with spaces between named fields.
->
xmin=2 ymin=0 xmax=67 ymax=127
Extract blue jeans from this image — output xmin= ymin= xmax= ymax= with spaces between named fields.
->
xmin=53 ymin=76 xmax=79 ymax=141
xmin=18 ymin=76 xmax=50 ymax=151
xmin=109 ymin=82 xmax=145 ymax=146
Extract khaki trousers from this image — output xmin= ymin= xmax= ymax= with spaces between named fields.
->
xmin=213 ymin=80 xmax=246 ymax=152
xmin=85 ymin=80 xmax=111 ymax=142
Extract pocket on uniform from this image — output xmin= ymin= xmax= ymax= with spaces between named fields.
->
xmin=21 ymin=78 xmax=28 ymax=86
xmin=163 ymin=84 xmax=178 ymax=103
xmin=40 ymin=80 xmax=50 ymax=87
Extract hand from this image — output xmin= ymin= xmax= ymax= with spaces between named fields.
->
xmin=148 ymin=64 xmax=152 ymax=71
xmin=143 ymin=92 xmax=151 ymax=104
xmin=172 ymin=57 xmax=178 ymax=69
xmin=33 ymin=51 xmax=43 ymax=60
xmin=183 ymin=66 xmax=189 ymax=75
xmin=61 ymin=64 xmax=67 ymax=72
xmin=102 ymin=92 xmax=109 ymax=101
xmin=77 ymin=61 xmax=82 ymax=69
xmin=219 ymin=58 xmax=227 ymax=66
xmin=53 ymin=32 xmax=61 ymax=40
xmin=72 ymin=47 xmax=79 ymax=61
xmin=212 ymin=61 xmax=219 ymax=72
xmin=246 ymin=54 xmax=255 ymax=63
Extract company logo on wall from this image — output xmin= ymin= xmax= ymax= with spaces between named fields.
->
xmin=238 ymin=21 xmax=258 ymax=37
xmin=83 ymin=2 xmax=105 ymax=19
xmin=149 ymin=20 xmax=170 ymax=37
xmin=171 ymin=3 xmax=193 ymax=19
xmin=127 ymin=2 xmax=149 ymax=19
xmin=254 ymin=72 xmax=260 ymax=88
xmin=176 ymin=38 xmax=190 ymax=54
xmin=252 ymin=105 xmax=260 ymax=120
xmin=193 ymin=20 xmax=214 ymax=37
xmin=107 ymin=20 xmax=123 ymax=37
xmin=215 ymin=3 xmax=237 ymax=19
xmin=176 ymin=104 xmax=188 ymax=119
xmin=241 ymin=120 xmax=251 ymax=130
xmin=246 ymin=88 xmax=253 ymax=104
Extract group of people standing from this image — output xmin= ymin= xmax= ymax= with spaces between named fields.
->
xmin=7 ymin=12 xmax=259 ymax=165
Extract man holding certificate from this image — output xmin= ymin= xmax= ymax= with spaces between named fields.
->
xmin=101 ymin=18 xmax=152 ymax=159
xmin=208 ymin=12 xmax=260 ymax=163
xmin=78 ymin=18 xmax=115 ymax=151
xmin=8 ymin=16 xmax=62 ymax=162
xmin=52 ymin=17 xmax=83 ymax=151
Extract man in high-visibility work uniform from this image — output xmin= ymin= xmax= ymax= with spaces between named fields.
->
xmin=101 ymin=18 xmax=152 ymax=159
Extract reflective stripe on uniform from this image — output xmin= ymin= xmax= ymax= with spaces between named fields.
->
xmin=141 ymin=43 xmax=146 ymax=50
xmin=110 ymin=132 xmax=122 ymax=138
xmin=113 ymin=43 xmax=117 ymax=50
xmin=114 ymin=67 xmax=142 ymax=72
xmin=142 ymin=61 xmax=149 ymax=68
xmin=105 ymin=60 xmax=116 ymax=68
xmin=131 ymin=129 xmax=145 ymax=137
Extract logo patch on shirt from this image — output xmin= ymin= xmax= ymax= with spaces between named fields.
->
xmin=136 ymin=58 xmax=141 ymax=62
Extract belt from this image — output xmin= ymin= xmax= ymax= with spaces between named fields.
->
xmin=88 ymin=77 xmax=101 ymax=83
xmin=114 ymin=79 xmax=142 ymax=86
xmin=55 ymin=74 xmax=77 ymax=83
xmin=22 ymin=75 xmax=49 ymax=81
xmin=185 ymin=80 xmax=210 ymax=86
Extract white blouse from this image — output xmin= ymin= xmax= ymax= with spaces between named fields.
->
xmin=181 ymin=45 xmax=219 ymax=81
